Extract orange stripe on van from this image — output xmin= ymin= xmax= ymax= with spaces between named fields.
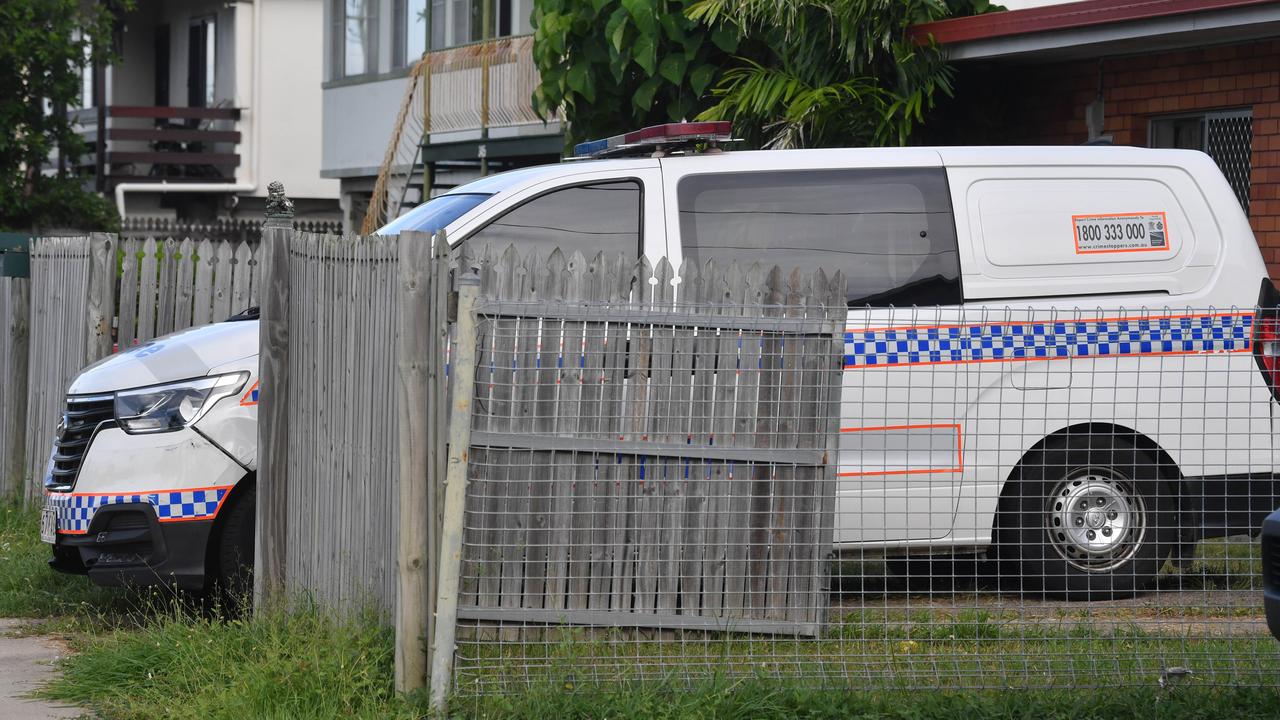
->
xmin=836 ymin=423 xmax=963 ymax=478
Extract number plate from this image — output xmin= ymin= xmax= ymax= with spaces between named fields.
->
xmin=40 ymin=508 xmax=57 ymax=544
xmin=1072 ymin=212 xmax=1169 ymax=254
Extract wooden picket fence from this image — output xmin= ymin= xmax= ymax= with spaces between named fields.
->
xmin=457 ymin=247 xmax=847 ymax=635
xmin=269 ymin=231 xmax=430 ymax=612
xmin=0 ymin=276 xmax=30 ymax=498
xmin=116 ymin=237 xmax=261 ymax=350
xmin=21 ymin=237 xmax=111 ymax=505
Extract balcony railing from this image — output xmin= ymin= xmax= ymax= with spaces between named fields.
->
xmin=363 ymin=36 xmax=558 ymax=232
xmin=423 ymin=35 xmax=551 ymax=135
xmin=99 ymin=105 xmax=241 ymax=185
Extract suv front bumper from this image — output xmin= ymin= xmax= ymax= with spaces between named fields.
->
xmin=49 ymin=502 xmax=215 ymax=591
xmin=44 ymin=424 xmax=246 ymax=590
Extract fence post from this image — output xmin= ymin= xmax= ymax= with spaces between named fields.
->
xmin=85 ymin=232 xmax=116 ymax=363
xmin=426 ymin=232 xmax=451 ymax=666
xmin=395 ymin=231 xmax=433 ymax=692
xmin=428 ymin=263 xmax=480 ymax=714
xmin=1 ymin=278 xmax=29 ymax=500
xmin=255 ymin=182 xmax=294 ymax=609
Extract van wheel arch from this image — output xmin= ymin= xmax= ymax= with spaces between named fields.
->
xmin=1022 ymin=424 xmax=1201 ymax=557
xmin=1001 ymin=422 xmax=1182 ymax=499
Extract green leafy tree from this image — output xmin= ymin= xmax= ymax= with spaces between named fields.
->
xmin=531 ymin=0 xmax=741 ymax=148
xmin=0 ymin=0 xmax=126 ymax=232
xmin=688 ymin=0 xmax=996 ymax=149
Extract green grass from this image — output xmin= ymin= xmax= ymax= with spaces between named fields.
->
xmin=0 ymin=501 xmax=132 ymax=621
xmin=448 ymin=623 xmax=1280 ymax=696
xmin=35 ymin=610 xmax=1280 ymax=720
xmin=1157 ymin=536 xmax=1265 ymax=591
xmin=5 ymin=502 xmax=1280 ymax=719
xmin=41 ymin=604 xmax=425 ymax=720
xmin=461 ymin=683 xmax=1280 ymax=719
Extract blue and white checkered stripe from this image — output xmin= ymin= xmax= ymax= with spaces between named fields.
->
xmin=45 ymin=486 xmax=231 ymax=535
xmin=844 ymin=313 xmax=1254 ymax=369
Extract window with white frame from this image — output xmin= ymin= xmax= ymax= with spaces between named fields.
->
xmin=1150 ymin=109 xmax=1253 ymax=214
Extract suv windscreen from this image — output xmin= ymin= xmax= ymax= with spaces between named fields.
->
xmin=466 ymin=181 xmax=641 ymax=258
xmin=376 ymin=192 xmax=492 ymax=235
xmin=677 ymin=168 xmax=961 ymax=306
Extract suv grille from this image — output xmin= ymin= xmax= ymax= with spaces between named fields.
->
xmin=45 ymin=394 xmax=115 ymax=492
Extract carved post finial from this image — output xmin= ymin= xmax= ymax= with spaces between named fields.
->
xmin=264 ymin=181 xmax=295 ymax=227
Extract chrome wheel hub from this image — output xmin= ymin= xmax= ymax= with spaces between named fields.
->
xmin=1046 ymin=469 xmax=1146 ymax=572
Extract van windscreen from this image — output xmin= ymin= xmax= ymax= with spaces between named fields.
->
xmin=376 ymin=192 xmax=492 ymax=235
xmin=677 ymin=168 xmax=961 ymax=306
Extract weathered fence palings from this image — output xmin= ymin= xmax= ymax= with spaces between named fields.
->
xmin=395 ymin=230 xmax=453 ymax=692
xmin=0 ymin=276 xmax=30 ymax=499
xmin=450 ymin=245 xmax=847 ymax=639
xmin=255 ymin=226 xmax=455 ymax=694
xmin=116 ymin=236 xmax=260 ymax=350
xmin=22 ymin=236 xmax=109 ymax=504
xmin=256 ymin=228 xmax=425 ymax=618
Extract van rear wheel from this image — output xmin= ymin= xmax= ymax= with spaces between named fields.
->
xmin=996 ymin=435 xmax=1173 ymax=599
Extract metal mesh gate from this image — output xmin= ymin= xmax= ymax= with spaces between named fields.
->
xmin=435 ymin=253 xmax=1280 ymax=697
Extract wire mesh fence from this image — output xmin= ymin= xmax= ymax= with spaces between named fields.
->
xmin=446 ymin=290 xmax=1280 ymax=694
xmin=252 ymin=236 xmax=1280 ymax=700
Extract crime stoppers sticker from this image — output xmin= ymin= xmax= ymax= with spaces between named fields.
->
xmin=1072 ymin=212 xmax=1170 ymax=254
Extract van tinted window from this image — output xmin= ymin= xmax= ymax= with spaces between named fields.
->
xmin=677 ymin=169 xmax=961 ymax=306
xmin=467 ymin=181 xmax=641 ymax=258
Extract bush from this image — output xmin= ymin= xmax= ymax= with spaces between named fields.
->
xmin=2 ymin=175 xmax=122 ymax=234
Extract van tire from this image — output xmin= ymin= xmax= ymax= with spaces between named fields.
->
xmin=996 ymin=435 xmax=1174 ymax=600
xmin=211 ymin=480 xmax=255 ymax=610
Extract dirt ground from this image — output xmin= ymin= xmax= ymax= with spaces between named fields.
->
xmin=832 ymin=587 xmax=1268 ymax=636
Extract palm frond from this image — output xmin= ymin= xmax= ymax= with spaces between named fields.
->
xmin=691 ymin=0 xmax=987 ymax=147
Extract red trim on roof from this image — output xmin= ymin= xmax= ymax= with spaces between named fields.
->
xmin=910 ymin=0 xmax=1279 ymax=45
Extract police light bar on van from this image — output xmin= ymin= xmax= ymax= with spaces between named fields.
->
xmin=573 ymin=121 xmax=733 ymax=159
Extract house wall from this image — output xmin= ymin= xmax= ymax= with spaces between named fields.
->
xmin=933 ymin=38 xmax=1280 ymax=278
xmin=255 ymin=0 xmax=339 ymax=201
xmin=322 ymin=77 xmax=407 ymax=179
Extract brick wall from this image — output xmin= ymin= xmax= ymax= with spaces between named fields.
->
xmin=932 ymin=38 xmax=1280 ymax=278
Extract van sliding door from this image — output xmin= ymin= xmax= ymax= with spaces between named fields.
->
xmin=675 ymin=167 xmax=968 ymax=545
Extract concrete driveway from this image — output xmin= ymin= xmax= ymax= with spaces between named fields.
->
xmin=0 ymin=620 xmax=82 ymax=719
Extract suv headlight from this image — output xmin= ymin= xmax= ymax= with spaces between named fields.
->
xmin=114 ymin=372 xmax=248 ymax=434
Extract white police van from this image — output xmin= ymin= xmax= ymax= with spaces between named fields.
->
xmin=44 ymin=123 xmax=1280 ymax=598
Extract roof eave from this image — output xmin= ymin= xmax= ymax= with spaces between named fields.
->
xmin=912 ymin=0 xmax=1280 ymax=62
